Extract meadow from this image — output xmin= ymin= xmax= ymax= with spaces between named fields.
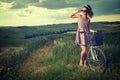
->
xmin=0 ymin=22 xmax=120 ymax=80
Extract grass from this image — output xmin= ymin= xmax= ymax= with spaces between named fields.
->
xmin=0 ymin=22 xmax=120 ymax=80
xmin=19 ymin=32 xmax=120 ymax=80
xmin=19 ymin=42 xmax=53 ymax=76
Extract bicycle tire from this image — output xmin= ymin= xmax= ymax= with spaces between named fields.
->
xmin=88 ymin=47 xmax=107 ymax=72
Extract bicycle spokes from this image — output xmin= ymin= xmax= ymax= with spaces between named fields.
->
xmin=88 ymin=47 xmax=107 ymax=72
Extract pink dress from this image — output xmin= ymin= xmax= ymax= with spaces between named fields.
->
xmin=75 ymin=16 xmax=90 ymax=46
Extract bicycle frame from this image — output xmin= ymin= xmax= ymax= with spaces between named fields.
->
xmin=88 ymin=32 xmax=107 ymax=73
xmin=89 ymin=46 xmax=99 ymax=61
xmin=89 ymin=32 xmax=99 ymax=61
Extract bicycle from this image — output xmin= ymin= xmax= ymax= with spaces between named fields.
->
xmin=87 ymin=31 xmax=107 ymax=73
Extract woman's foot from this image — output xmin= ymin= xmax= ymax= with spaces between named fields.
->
xmin=83 ymin=61 xmax=87 ymax=67
xmin=79 ymin=59 xmax=83 ymax=66
xmin=83 ymin=64 xmax=87 ymax=67
xmin=79 ymin=63 xmax=83 ymax=66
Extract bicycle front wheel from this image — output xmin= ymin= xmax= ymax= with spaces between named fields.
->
xmin=88 ymin=47 xmax=107 ymax=72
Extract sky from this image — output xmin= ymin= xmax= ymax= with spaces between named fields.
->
xmin=0 ymin=0 xmax=120 ymax=26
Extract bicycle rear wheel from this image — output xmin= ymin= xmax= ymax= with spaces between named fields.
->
xmin=88 ymin=47 xmax=107 ymax=72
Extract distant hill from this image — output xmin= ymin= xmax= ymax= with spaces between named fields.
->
xmin=0 ymin=21 xmax=120 ymax=27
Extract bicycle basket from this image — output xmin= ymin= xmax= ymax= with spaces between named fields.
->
xmin=90 ymin=30 xmax=103 ymax=46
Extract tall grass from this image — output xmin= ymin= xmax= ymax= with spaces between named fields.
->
xmin=0 ymin=22 xmax=120 ymax=80
xmin=0 ymin=35 xmax=61 ymax=80
xmin=21 ymin=32 xmax=120 ymax=80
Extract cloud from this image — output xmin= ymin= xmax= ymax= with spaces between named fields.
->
xmin=0 ymin=0 xmax=13 ymax=3
xmin=38 ymin=0 xmax=46 ymax=3
xmin=91 ymin=0 xmax=120 ymax=15
xmin=0 ymin=5 xmax=77 ymax=26
xmin=0 ymin=0 xmax=119 ymax=16
xmin=34 ymin=0 xmax=89 ymax=9
xmin=92 ymin=14 xmax=120 ymax=22
xmin=17 ymin=9 xmax=32 ymax=17
xmin=11 ymin=0 xmax=39 ymax=9
xmin=0 ymin=0 xmax=95 ymax=9
xmin=0 ymin=1 xmax=14 ymax=9
xmin=0 ymin=0 xmax=39 ymax=9
xmin=0 ymin=0 xmax=120 ymax=26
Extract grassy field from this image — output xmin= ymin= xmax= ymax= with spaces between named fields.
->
xmin=0 ymin=22 xmax=120 ymax=80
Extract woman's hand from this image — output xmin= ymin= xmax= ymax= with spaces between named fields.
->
xmin=90 ymin=29 xmax=97 ymax=32
xmin=70 ymin=11 xmax=78 ymax=18
xmin=70 ymin=10 xmax=85 ymax=18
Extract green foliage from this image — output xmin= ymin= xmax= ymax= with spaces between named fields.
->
xmin=0 ymin=23 xmax=77 ymax=46
xmin=0 ymin=35 xmax=60 ymax=80
xmin=52 ymin=36 xmax=81 ymax=64
xmin=0 ymin=22 xmax=120 ymax=80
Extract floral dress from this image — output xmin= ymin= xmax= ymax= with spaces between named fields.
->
xmin=75 ymin=16 xmax=90 ymax=46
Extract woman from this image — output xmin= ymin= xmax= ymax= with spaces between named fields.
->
xmin=70 ymin=5 xmax=95 ymax=67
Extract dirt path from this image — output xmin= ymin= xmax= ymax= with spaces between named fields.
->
xmin=0 ymin=47 xmax=23 ymax=56
xmin=19 ymin=42 xmax=54 ymax=76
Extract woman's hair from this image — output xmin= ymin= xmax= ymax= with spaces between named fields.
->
xmin=84 ymin=5 xmax=94 ymax=18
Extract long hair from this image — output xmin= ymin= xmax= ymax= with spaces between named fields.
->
xmin=84 ymin=5 xmax=94 ymax=18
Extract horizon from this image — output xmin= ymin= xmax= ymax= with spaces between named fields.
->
xmin=0 ymin=21 xmax=120 ymax=27
xmin=0 ymin=0 xmax=120 ymax=26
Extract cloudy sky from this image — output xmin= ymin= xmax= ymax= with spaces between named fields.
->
xmin=0 ymin=0 xmax=120 ymax=26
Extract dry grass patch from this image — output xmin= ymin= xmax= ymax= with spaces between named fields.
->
xmin=19 ymin=42 xmax=54 ymax=76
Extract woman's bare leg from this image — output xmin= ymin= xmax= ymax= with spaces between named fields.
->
xmin=79 ymin=52 xmax=83 ymax=66
xmin=79 ymin=45 xmax=86 ymax=66
xmin=79 ymin=45 xmax=88 ymax=67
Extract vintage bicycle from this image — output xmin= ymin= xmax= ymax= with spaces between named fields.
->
xmin=87 ymin=31 xmax=107 ymax=73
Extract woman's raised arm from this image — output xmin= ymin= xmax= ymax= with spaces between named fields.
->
xmin=70 ymin=11 xmax=80 ymax=18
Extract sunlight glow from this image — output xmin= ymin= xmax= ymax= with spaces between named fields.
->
xmin=0 ymin=3 xmax=120 ymax=26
